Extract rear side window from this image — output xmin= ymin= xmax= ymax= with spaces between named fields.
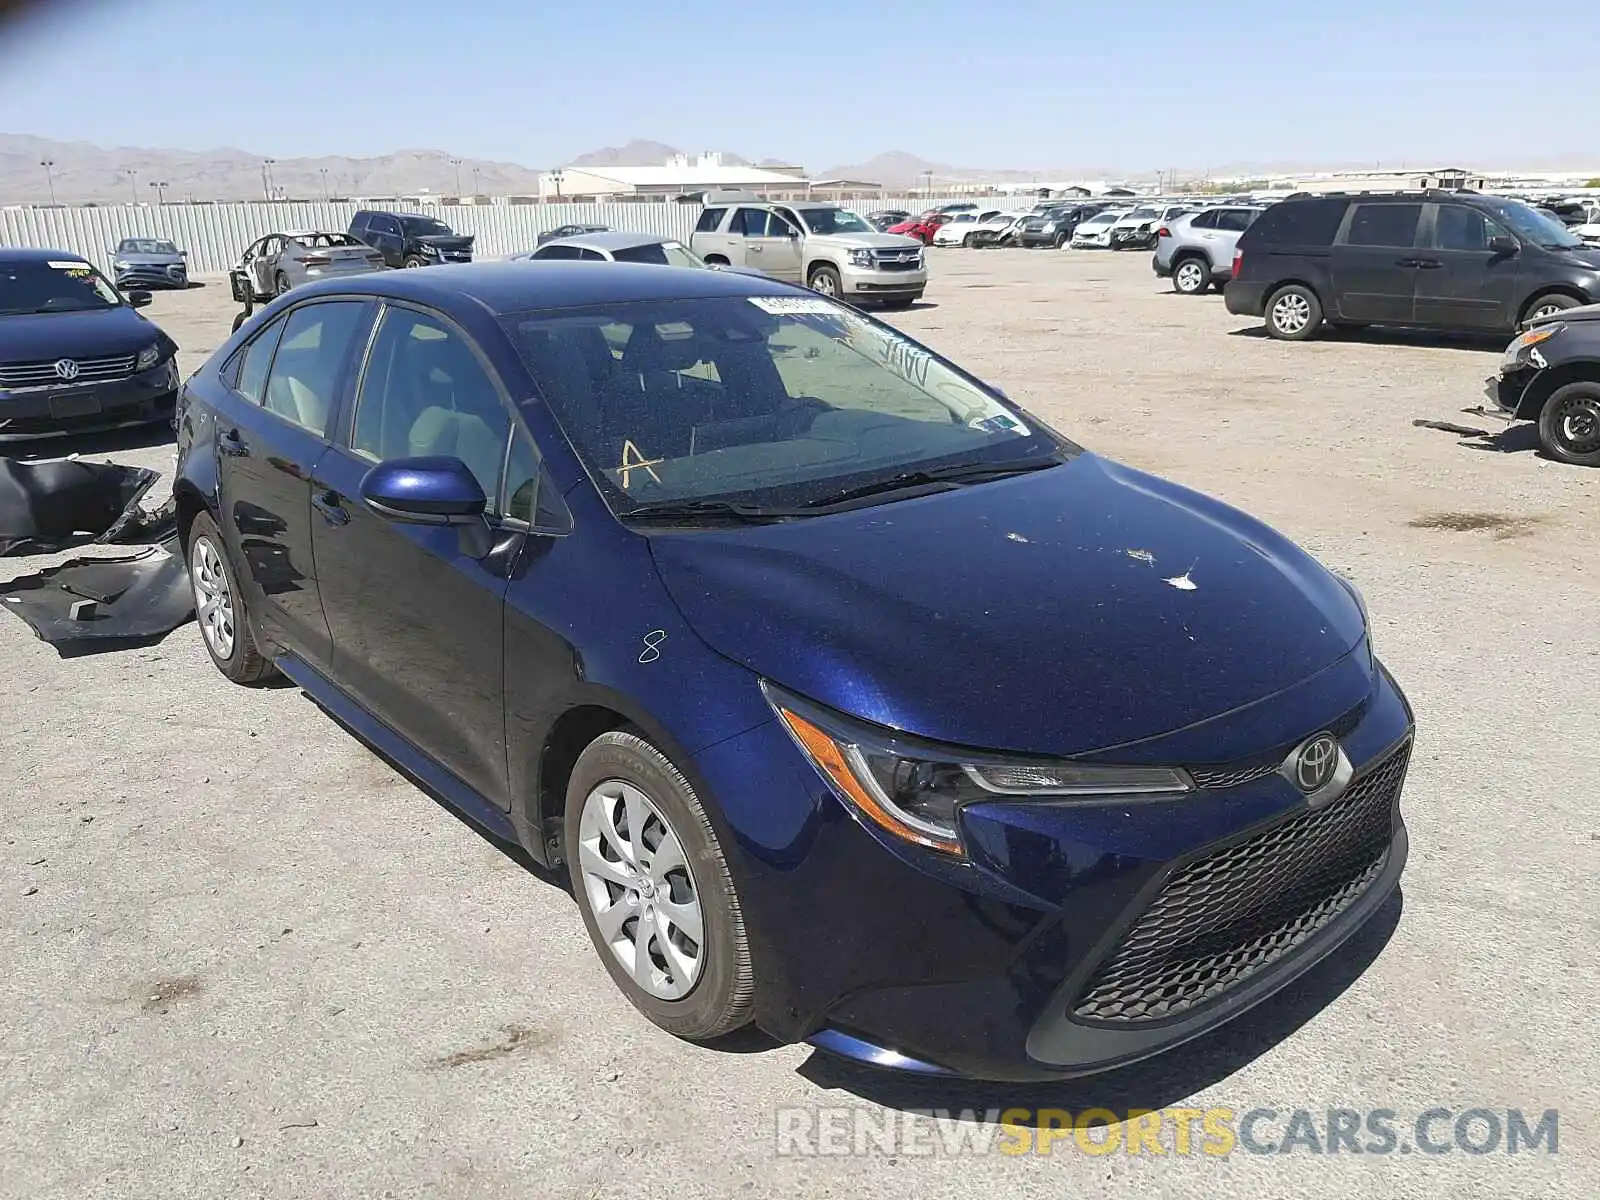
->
xmin=231 ymin=316 xmax=287 ymax=404
xmin=534 ymin=244 xmax=584 ymax=260
xmin=1217 ymin=209 xmax=1257 ymax=233
xmin=1243 ymin=198 xmax=1348 ymax=246
xmin=1344 ymin=204 xmax=1422 ymax=248
xmin=736 ymin=208 xmax=773 ymax=237
xmin=1189 ymin=210 xmax=1219 ymax=230
xmin=696 ymin=207 xmax=726 ymax=233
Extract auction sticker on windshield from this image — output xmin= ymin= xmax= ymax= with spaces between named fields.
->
xmin=749 ymin=297 xmax=841 ymax=315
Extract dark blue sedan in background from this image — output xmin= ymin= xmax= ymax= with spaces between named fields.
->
xmin=0 ymin=248 xmax=180 ymax=441
xmin=171 ymin=261 xmax=1413 ymax=1081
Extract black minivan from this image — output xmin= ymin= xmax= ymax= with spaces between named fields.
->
xmin=1225 ymin=191 xmax=1600 ymax=341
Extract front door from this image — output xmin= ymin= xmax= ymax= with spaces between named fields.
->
xmin=1413 ymin=203 xmax=1522 ymax=331
xmin=215 ymin=298 xmax=371 ymax=668
xmin=734 ymin=207 xmax=803 ymax=282
xmin=1330 ymin=201 xmax=1424 ymax=324
xmin=311 ymin=301 xmax=518 ymax=806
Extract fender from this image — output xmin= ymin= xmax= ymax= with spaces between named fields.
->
xmin=1511 ymin=355 xmax=1600 ymax=420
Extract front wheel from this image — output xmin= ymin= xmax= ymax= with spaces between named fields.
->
xmin=565 ymin=731 xmax=754 ymax=1040
xmin=1537 ymin=381 xmax=1600 ymax=467
xmin=962 ymin=233 xmax=975 ymax=248
xmin=403 ymin=255 xmax=427 ymax=269
xmin=808 ymin=264 xmax=842 ymax=297
xmin=1265 ymin=284 xmax=1323 ymax=341
xmin=187 ymin=512 xmax=274 ymax=684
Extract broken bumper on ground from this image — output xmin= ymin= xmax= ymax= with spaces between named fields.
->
xmin=0 ymin=536 xmax=193 ymax=656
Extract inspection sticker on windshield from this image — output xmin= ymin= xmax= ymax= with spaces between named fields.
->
xmin=748 ymin=296 xmax=840 ymax=315
xmin=47 ymin=260 xmax=88 ymax=270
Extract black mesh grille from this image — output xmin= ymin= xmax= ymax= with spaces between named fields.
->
xmin=1072 ymin=739 xmax=1410 ymax=1024
xmin=1190 ymin=762 xmax=1279 ymax=789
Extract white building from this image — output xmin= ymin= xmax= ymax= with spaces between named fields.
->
xmin=540 ymin=152 xmax=816 ymax=202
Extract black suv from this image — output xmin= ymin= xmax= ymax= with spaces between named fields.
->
xmin=1017 ymin=203 xmax=1107 ymax=249
xmin=1224 ymin=191 xmax=1600 ymax=341
xmin=348 ymin=210 xmax=475 ymax=269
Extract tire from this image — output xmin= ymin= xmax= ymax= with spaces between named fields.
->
xmin=1537 ymin=381 xmax=1600 ymax=467
xmin=186 ymin=512 xmax=274 ymax=684
xmin=1264 ymin=284 xmax=1323 ymax=341
xmin=1523 ymin=292 xmax=1581 ymax=325
xmin=403 ymin=255 xmax=427 ymax=269
xmin=703 ymin=255 xmax=729 ymax=267
xmin=565 ymin=731 xmax=754 ymax=1040
xmin=1172 ymin=257 xmax=1210 ymax=295
xmin=274 ymin=272 xmax=291 ymax=298
xmin=962 ymin=233 xmax=975 ymax=248
xmin=1053 ymin=231 xmax=1067 ymax=249
xmin=808 ymin=264 xmax=842 ymax=298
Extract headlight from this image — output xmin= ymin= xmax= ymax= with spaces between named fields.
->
xmin=136 ymin=342 xmax=162 ymax=371
xmin=848 ymin=248 xmax=876 ymax=268
xmin=764 ymin=683 xmax=1192 ymax=856
xmin=113 ymin=260 xmax=131 ymax=270
xmin=1502 ymin=322 xmax=1562 ymax=369
xmin=420 ymin=243 xmax=441 ymax=256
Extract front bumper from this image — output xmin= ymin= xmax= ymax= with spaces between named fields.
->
xmin=114 ymin=264 xmax=188 ymax=289
xmin=840 ymin=264 xmax=926 ymax=300
xmin=0 ymin=358 xmax=179 ymax=441
xmin=1486 ymin=366 xmax=1536 ymax=418
xmin=699 ymin=657 xmax=1415 ymax=1081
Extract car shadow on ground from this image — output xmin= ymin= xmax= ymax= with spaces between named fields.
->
xmin=0 ymin=421 xmax=175 ymax=462
xmin=1228 ymin=325 xmax=1505 ymax=353
xmin=793 ymin=888 xmax=1404 ymax=1122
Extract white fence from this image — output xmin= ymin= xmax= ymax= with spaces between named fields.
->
xmin=0 ymin=197 xmax=984 ymax=276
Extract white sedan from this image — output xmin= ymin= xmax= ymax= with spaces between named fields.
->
xmin=1069 ymin=208 xmax=1133 ymax=248
xmin=931 ymin=208 xmax=1013 ymax=247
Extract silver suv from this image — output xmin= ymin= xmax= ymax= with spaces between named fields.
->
xmin=1153 ymin=205 xmax=1264 ymax=294
xmin=689 ymin=193 xmax=927 ymax=308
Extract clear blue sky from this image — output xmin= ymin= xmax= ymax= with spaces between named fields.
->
xmin=0 ymin=0 xmax=1591 ymax=172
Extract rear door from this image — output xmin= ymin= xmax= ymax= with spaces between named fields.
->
xmin=1413 ymin=203 xmax=1521 ymax=331
xmin=1331 ymin=202 xmax=1424 ymax=323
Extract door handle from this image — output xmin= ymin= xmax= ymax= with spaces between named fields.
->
xmin=1395 ymin=258 xmax=1420 ymax=267
xmin=748 ymin=245 xmax=763 ymax=253
xmin=312 ymin=488 xmax=350 ymax=526
xmin=1414 ymin=259 xmax=1443 ymax=269
xmin=219 ymin=427 xmax=247 ymax=457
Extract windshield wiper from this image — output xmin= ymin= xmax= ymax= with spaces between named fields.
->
xmin=619 ymin=499 xmax=814 ymax=524
xmin=803 ymin=456 xmax=1060 ymax=508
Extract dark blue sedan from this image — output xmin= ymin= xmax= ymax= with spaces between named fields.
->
xmin=172 ymin=262 xmax=1414 ymax=1081
xmin=0 ymin=248 xmax=180 ymax=440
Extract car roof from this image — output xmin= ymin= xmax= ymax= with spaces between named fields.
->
xmin=0 ymin=247 xmax=91 ymax=265
xmin=290 ymin=259 xmax=798 ymax=314
xmin=541 ymin=231 xmax=676 ymax=252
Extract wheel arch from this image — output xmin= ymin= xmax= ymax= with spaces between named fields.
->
xmin=1517 ymin=286 xmax=1591 ymax=326
xmin=805 ymin=257 xmax=841 ymax=282
xmin=1513 ymin=358 xmax=1600 ymax=420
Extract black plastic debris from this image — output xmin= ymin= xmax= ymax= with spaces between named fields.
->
xmin=0 ymin=458 xmax=175 ymax=556
xmin=0 ymin=536 xmax=193 ymax=656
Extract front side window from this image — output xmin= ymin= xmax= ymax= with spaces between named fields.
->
xmin=261 ymin=301 xmax=367 ymax=437
xmin=1434 ymin=205 xmax=1507 ymax=252
xmin=350 ymin=307 xmax=511 ymax=506
xmin=1343 ymin=204 xmax=1422 ymax=248
xmin=399 ymin=216 xmax=453 ymax=237
xmin=0 ymin=259 xmax=121 ymax=315
xmin=504 ymin=295 xmax=1071 ymax=515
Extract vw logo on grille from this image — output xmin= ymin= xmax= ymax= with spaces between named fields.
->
xmin=54 ymin=358 xmax=80 ymax=381
xmin=1288 ymin=733 xmax=1339 ymax=794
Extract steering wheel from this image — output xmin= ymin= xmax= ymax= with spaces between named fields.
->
xmin=774 ymin=394 xmax=832 ymax=437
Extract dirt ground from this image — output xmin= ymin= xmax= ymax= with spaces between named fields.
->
xmin=1 ymin=252 xmax=1595 ymax=1199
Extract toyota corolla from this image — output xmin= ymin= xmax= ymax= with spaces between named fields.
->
xmin=172 ymin=262 xmax=1413 ymax=1081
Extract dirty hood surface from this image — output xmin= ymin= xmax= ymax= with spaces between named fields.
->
xmin=648 ymin=453 xmax=1366 ymax=756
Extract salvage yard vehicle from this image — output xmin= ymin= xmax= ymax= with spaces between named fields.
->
xmin=110 ymin=237 xmax=188 ymax=290
xmin=865 ymin=209 xmax=911 ymax=231
xmin=1016 ymin=203 xmax=1107 ymax=249
xmin=236 ymin=230 xmax=387 ymax=300
xmin=1070 ymin=207 xmax=1132 ymax=248
xmin=1487 ymin=307 xmax=1600 ymax=466
xmin=0 ymin=248 xmax=179 ymax=441
xmin=1155 ymin=205 xmax=1264 ymax=294
xmin=1108 ymin=203 xmax=1191 ymax=251
xmin=537 ymin=223 xmax=611 ymax=246
xmin=690 ymin=193 xmax=925 ymax=307
xmin=1226 ymin=190 xmax=1600 ymax=341
xmin=348 ymin=209 xmax=475 ymax=268
xmin=932 ymin=210 xmax=1020 ymax=247
xmin=514 ymin=231 xmax=767 ymax=278
xmin=172 ymin=260 xmax=1413 ymax=1081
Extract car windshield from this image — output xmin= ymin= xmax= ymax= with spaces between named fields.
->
xmin=1486 ymin=199 xmax=1583 ymax=249
xmin=798 ymin=208 xmax=875 ymax=235
xmin=0 ymin=260 xmax=122 ymax=315
xmin=400 ymin=216 xmax=453 ymax=236
xmin=117 ymin=238 xmax=178 ymax=255
xmin=1126 ymin=207 xmax=1159 ymax=220
xmin=1084 ymin=212 xmax=1120 ymax=226
xmin=610 ymin=241 xmax=706 ymax=268
xmin=503 ymin=295 xmax=1068 ymax=515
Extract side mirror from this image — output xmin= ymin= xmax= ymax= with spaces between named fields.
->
xmin=126 ymin=291 xmax=153 ymax=308
xmin=1489 ymin=234 xmax=1518 ymax=255
xmin=360 ymin=456 xmax=486 ymax=526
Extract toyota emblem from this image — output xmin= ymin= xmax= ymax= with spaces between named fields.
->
xmin=53 ymin=358 xmax=80 ymax=381
xmin=1289 ymin=733 xmax=1339 ymax=794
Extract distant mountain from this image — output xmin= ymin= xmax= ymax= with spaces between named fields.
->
xmin=567 ymin=140 xmax=756 ymax=169
xmin=822 ymin=151 xmax=1040 ymax=187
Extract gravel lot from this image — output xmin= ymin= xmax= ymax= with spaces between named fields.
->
xmin=2 ymin=252 xmax=1595 ymax=1199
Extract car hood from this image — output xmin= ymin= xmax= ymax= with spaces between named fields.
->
xmin=114 ymin=252 xmax=184 ymax=266
xmin=808 ymin=231 xmax=923 ymax=250
xmin=417 ymin=233 xmax=475 ymax=250
xmin=0 ymin=306 xmax=158 ymax=363
xmin=647 ymin=453 xmax=1366 ymax=757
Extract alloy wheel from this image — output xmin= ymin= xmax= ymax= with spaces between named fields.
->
xmin=190 ymin=536 xmax=235 ymax=660
xmin=810 ymin=272 xmax=838 ymax=297
xmin=577 ymin=780 xmax=705 ymax=1001
xmin=1272 ymin=292 xmax=1312 ymax=335
xmin=1175 ymin=261 xmax=1206 ymax=293
xmin=1530 ymin=302 xmax=1565 ymax=322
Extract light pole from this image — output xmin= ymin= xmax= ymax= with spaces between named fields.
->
xmin=39 ymin=159 xmax=56 ymax=205
xmin=319 ymin=167 xmax=330 ymax=201
xmin=450 ymin=157 xmax=463 ymax=195
xmin=472 ymin=167 xmax=481 ymax=195
xmin=126 ymin=168 xmax=139 ymax=204
xmin=550 ymin=169 xmax=565 ymax=201
xmin=262 ymin=158 xmax=276 ymax=201
xmin=922 ymin=169 xmax=933 ymax=200
xmin=149 ymin=180 xmax=168 ymax=205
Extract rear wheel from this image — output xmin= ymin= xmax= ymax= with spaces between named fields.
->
xmin=808 ymin=264 xmax=842 ymax=297
xmin=274 ymin=271 xmax=291 ymax=297
xmin=1537 ymin=381 xmax=1600 ymax=467
xmin=565 ymin=731 xmax=754 ymax=1040
xmin=187 ymin=512 xmax=274 ymax=684
xmin=1172 ymin=257 xmax=1210 ymax=295
xmin=1265 ymin=284 xmax=1322 ymax=341
xmin=1523 ymin=292 xmax=1580 ymax=324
